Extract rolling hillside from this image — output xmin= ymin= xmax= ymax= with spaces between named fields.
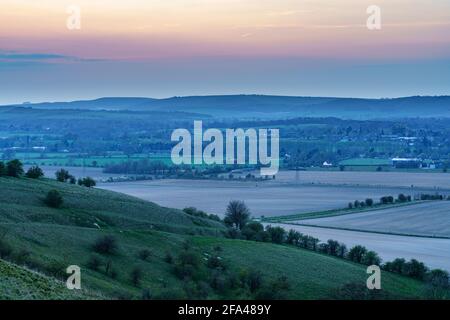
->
xmin=2 ymin=95 xmax=450 ymax=119
xmin=0 ymin=177 xmax=438 ymax=299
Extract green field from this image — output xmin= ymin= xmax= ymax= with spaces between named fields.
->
xmin=0 ymin=177 xmax=439 ymax=299
xmin=3 ymin=153 xmax=174 ymax=168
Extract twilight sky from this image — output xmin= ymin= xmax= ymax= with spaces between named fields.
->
xmin=1 ymin=0 xmax=449 ymax=104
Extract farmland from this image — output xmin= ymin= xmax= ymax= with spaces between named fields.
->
xmin=98 ymin=171 xmax=449 ymax=218
xmin=96 ymin=170 xmax=450 ymax=275
xmin=273 ymin=170 xmax=450 ymax=190
xmin=0 ymin=177 xmax=431 ymax=299
xmin=291 ymin=201 xmax=450 ymax=238
xmin=9 ymin=152 xmax=173 ymax=168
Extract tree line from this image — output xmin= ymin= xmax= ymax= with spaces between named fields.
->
xmin=220 ymin=200 xmax=449 ymax=297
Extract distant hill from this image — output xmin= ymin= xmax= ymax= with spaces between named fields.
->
xmin=3 ymin=95 xmax=450 ymax=119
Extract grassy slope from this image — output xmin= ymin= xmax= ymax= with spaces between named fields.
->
xmin=0 ymin=177 xmax=431 ymax=299
xmin=0 ymin=177 xmax=223 ymax=233
xmin=192 ymin=237 xmax=426 ymax=299
xmin=0 ymin=259 xmax=99 ymax=300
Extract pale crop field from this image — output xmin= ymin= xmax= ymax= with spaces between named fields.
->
xmin=274 ymin=170 xmax=450 ymax=190
xmin=97 ymin=179 xmax=440 ymax=217
xmin=293 ymin=201 xmax=450 ymax=238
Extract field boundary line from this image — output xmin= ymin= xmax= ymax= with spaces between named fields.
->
xmin=273 ymin=222 xmax=450 ymax=240
xmin=262 ymin=200 xmax=433 ymax=222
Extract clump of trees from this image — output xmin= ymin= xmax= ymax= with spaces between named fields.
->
xmin=92 ymin=235 xmax=118 ymax=255
xmin=130 ymin=267 xmax=143 ymax=287
xmin=183 ymin=207 xmax=221 ymax=222
xmin=167 ymin=239 xmax=291 ymax=299
xmin=43 ymin=190 xmax=64 ymax=208
xmin=55 ymin=169 xmax=74 ymax=183
xmin=380 ymin=196 xmax=395 ymax=204
xmin=347 ymin=194 xmax=417 ymax=210
xmin=25 ymin=166 xmax=44 ymax=179
xmin=383 ymin=258 xmax=428 ymax=280
xmin=420 ymin=193 xmax=445 ymax=201
xmin=223 ymin=200 xmax=445 ymax=285
xmin=0 ymin=159 xmax=24 ymax=177
xmin=78 ymin=177 xmax=96 ymax=188
xmin=137 ymin=249 xmax=152 ymax=261
xmin=224 ymin=200 xmax=250 ymax=230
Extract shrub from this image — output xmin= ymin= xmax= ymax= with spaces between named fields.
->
xmin=326 ymin=239 xmax=341 ymax=256
xmin=332 ymin=282 xmax=392 ymax=300
xmin=43 ymin=190 xmax=63 ymax=208
xmin=92 ymin=235 xmax=118 ymax=255
xmin=178 ymin=250 xmax=201 ymax=268
xmin=164 ymin=252 xmax=174 ymax=264
xmin=104 ymin=260 xmax=117 ymax=278
xmin=153 ymin=288 xmax=188 ymax=300
xmin=130 ymin=267 xmax=143 ymax=287
xmin=398 ymin=193 xmax=408 ymax=203
xmin=174 ymin=250 xmax=203 ymax=280
xmin=6 ymin=159 xmax=23 ymax=177
xmin=46 ymin=260 xmax=67 ymax=280
xmin=380 ymin=196 xmax=394 ymax=204
xmin=365 ymin=198 xmax=374 ymax=207
xmin=14 ymin=249 xmax=32 ymax=265
xmin=209 ymin=270 xmax=228 ymax=293
xmin=338 ymin=243 xmax=348 ymax=258
xmin=425 ymin=269 xmax=450 ymax=299
xmin=0 ymin=162 xmax=5 ymax=176
xmin=138 ymin=249 xmax=152 ymax=261
xmin=242 ymin=222 xmax=264 ymax=241
xmin=348 ymin=245 xmax=368 ymax=263
xmin=226 ymin=228 xmax=242 ymax=239
xmin=0 ymin=238 xmax=13 ymax=258
xmin=383 ymin=258 xmax=406 ymax=274
xmin=402 ymin=259 xmax=428 ymax=280
xmin=141 ymin=288 xmax=153 ymax=300
xmin=240 ymin=269 xmax=264 ymax=293
xmin=55 ymin=169 xmax=72 ymax=182
xmin=255 ymin=276 xmax=291 ymax=300
xmin=206 ymin=255 xmax=225 ymax=270
xmin=78 ymin=177 xmax=96 ymax=188
xmin=286 ymin=230 xmax=301 ymax=245
xmin=265 ymin=226 xmax=286 ymax=244
xmin=25 ymin=166 xmax=44 ymax=179
xmin=361 ymin=251 xmax=382 ymax=266
xmin=87 ymin=255 xmax=103 ymax=271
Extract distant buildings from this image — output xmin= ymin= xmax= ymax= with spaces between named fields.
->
xmin=337 ymin=157 xmax=442 ymax=170
xmin=391 ymin=157 xmax=421 ymax=169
